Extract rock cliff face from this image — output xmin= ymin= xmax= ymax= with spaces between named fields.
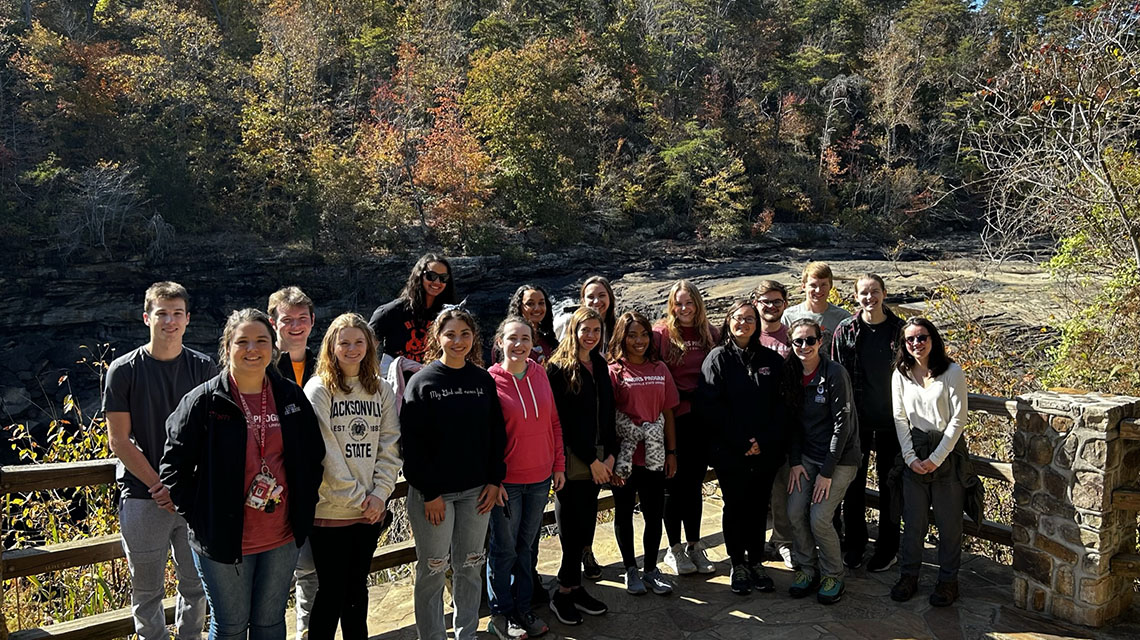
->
xmin=0 ymin=227 xmax=1051 ymax=464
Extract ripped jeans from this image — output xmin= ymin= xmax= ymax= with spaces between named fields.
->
xmin=407 ymin=486 xmax=490 ymax=640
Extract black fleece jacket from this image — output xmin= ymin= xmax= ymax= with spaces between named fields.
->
xmin=159 ymin=369 xmax=325 ymax=564
xmin=547 ymin=351 xmax=618 ymax=469
xmin=698 ymin=340 xmax=790 ymax=470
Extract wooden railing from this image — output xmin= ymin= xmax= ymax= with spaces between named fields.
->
xmin=1 ymin=393 xmax=1018 ymax=640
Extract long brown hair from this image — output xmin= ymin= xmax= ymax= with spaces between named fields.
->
xmin=424 ymin=307 xmax=483 ymax=367
xmin=658 ymin=279 xmax=716 ymax=365
xmin=894 ymin=317 xmax=951 ymax=378
xmin=315 ymin=313 xmax=383 ymax=395
xmin=547 ymin=307 xmax=603 ymax=394
xmin=608 ymin=311 xmax=659 ymax=366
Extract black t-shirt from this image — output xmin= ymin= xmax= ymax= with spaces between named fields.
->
xmin=856 ymin=316 xmax=896 ymax=429
xmin=369 ymin=299 xmax=440 ymax=363
xmin=103 ymin=345 xmax=215 ymax=498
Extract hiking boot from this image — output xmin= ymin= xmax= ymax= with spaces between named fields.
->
xmin=843 ymin=549 xmax=863 ymax=570
xmin=549 ymin=590 xmax=582 ymax=626
xmin=570 ymin=585 xmax=607 ymax=615
xmin=488 ymin=613 xmax=528 ymax=639
xmin=789 ymin=570 xmax=820 ymax=598
xmin=817 ymin=576 xmax=845 ymax=605
xmin=730 ymin=564 xmax=752 ymax=595
xmin=929 ymin=580 xmax=959 ymax=607
xmin=689 ymin=541 xmax=716 ymax=574
xmin=890 ymin=574 xmax=919 ymax=602
xmin=665 ymin=543 xmax=697 ymax=575
xmin=520 ymin=611 xmax=548 ymax=638
xmin=867 ymin=548 xmax=897 ymax=573
xmin=748 ymin=562 xmax=775 ymax=592
xmin=643 ymin=567 xmax=673 ymax=595
xmin=624 ymin=566 xmax=647 ymax=595
xmin=581 ymin=549 xmax=602 ymax=580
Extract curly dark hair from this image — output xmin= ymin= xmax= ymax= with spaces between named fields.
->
xmin=399 ymin=253 xmax=457 ymax=320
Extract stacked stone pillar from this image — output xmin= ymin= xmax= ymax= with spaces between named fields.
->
xmin=1011 ymin=391 xmax=1140 ymax=627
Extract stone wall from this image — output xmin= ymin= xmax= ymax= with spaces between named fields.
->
xmin=1011 ymin=390 xmax=1140 ymax=627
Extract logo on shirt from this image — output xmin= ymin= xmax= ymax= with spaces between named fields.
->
xmin=349 ymin=417 xmax=368 ymax=442
xmin=282 ymin=403 xmax=301 ymax=416
xmin=756 ymin=367 xmax=771 ymax=376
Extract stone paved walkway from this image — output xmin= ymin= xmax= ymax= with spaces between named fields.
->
xmin=289 ymin=496 xmax=1140 ymax=640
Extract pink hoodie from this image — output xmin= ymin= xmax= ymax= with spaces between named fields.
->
xmin=488 ymin=360 xmax=566 ymax=484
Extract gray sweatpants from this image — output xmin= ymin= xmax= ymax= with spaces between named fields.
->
xmin=768 ymin=461 xmax=793 ymax=550
xmin=119 ymin=497 xmax=206 ymax=640
xmin=294 ymin=538 xmax=318 ymax=639
xmin=786 ymin=460 xmax=857 ymax=580
xmin=900 ymin=471 xmax=965 ymax=582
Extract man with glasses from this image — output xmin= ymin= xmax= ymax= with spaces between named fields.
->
xmin=750 ymin=280 xmax=795 ymax=569
xmin=267 ymin=286 xmax=319 ymax=640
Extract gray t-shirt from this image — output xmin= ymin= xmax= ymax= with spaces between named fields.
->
xmin=103 ymin=345 xmax=215 ymax=498
xmin=781 ymin=302 xmax=852 ymax=356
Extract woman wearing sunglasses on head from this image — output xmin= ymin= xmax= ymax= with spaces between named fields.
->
xmin=368 ymin=254 xmax=457 ymax=365
xmin=784 ymin=318 xmax=860 ymax=606
xmin=888 ymin=318 xmax=969 ymax=608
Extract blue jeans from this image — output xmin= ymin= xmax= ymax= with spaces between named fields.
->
xmin=193 ymin=542 xmax=300 ymax=640
xmin=486 ymin=478 xmax=551 ymax=616
xmin=408 ymin=486 xmax=490 ymax=640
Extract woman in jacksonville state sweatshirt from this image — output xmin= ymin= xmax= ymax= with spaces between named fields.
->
xmin=400 ymin=307 xmax=507 ymax=640
xmin=303 ymin=313 xmax=401 ymax=640
xmin=484 ymin=316 xmax=566 ymax=639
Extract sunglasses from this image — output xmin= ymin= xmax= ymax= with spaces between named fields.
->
xmin=423 ymin=271 xmax=451 ymax=284
xmin=791 ymin=336 xmax=820 ymax=348
xmin=905 ymin=334 xmax=930 ymax=345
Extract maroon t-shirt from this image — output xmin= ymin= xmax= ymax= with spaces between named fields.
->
xmin=237 ymin=384 xmax=293 ymax=555
xmin=761 ymin=325 xmax=792 ymax=360
xmin=609 ymin=359 xmax=680 ymax=466
xmin=653 ymin=324 xmax=717 ymax=417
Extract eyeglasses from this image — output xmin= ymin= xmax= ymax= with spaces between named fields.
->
xmin=423 ymin=271 xmax=451 ymax=283
xmin=756 ymin=298 xmax=786 ymax=307
xmin=731 ymin=315 xmax=757 ymax=325
xmin=791 ymin=336 xmax=820 ymax=348
xmin=905 ymin=334 xmax=930 ymax=345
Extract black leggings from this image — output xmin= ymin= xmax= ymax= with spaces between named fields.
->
xmin=309 ymin=521 xmax=383 ymax=640
xmin=555 ymin=479 xmax=601 ymax=588
xmin=716 ymin=460 xmax=778 ymax=566
xmin=836 ymin=427 xmax=902 ymax=553
xmin=613 ymin=466 xmax=666 ymax=571
xmin=664 ymin=412 xmax=709 ymax=546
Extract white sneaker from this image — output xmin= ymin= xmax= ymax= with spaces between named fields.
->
xmin=664 ymin=543 xmax=697 ymax=575
xmin=778 ymin=545 xmax=794 ymax=570
xmin=688 ymin=541 xmax=715 ymax=574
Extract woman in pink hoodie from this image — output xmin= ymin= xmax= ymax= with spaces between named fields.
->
xmin=486 ymin=316 xmax=567 ymax=639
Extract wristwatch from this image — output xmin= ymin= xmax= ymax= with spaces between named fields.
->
xmin=666 ymin=449 xmax=677 ymax=455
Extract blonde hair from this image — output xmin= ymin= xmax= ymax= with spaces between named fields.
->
xmin=315 ymin=313 xmax=383 ymax=395
xmin=424 ymin=308 xmax=483 ymax=367
xmin=547 ymin=307 xmax=603 ymax=394
xmin=801 ymin=261 xmax=834 ymax=286
xmin=658 ymin=280 xmax=716 ymax=366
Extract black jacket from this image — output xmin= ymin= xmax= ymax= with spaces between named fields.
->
xmin=548 ymin=352 xmax=618 ymax=476
xmin=788 ymin=356 xmax=861 ymax=478
xmin=831 ymin=307 xmax=905 ymax=408
xmin=275 ymin=348 xmax=316 ymax=386
xmin=159 ymin=369 xmax=325 ymax=564
xmin=698 ymin=340 xmax=790 ymax=470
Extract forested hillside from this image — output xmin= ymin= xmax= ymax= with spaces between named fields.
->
xmin=0 ymin=0 xmax=1102 ymax=257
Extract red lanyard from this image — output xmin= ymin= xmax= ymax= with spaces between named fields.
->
xmin=231 ymin=376 xmax=271 ymax=468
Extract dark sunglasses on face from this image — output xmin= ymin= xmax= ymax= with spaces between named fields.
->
xmin=905 ymin=334 xmax=930 ymax=345
xmin=423 ymin=271 xmax=451 ymax=284
xmin=791 ymin=336 xmax=820 ymax=348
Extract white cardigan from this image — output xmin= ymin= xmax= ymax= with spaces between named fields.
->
xmin=892 ymin=363 xmax=968 ymax=468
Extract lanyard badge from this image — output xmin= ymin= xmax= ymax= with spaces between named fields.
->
xmin=233 ymin=377 xmax=285 ymax=513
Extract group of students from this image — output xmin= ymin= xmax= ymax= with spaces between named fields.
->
xmin=104 ymin=255 xmax=971 ymax=640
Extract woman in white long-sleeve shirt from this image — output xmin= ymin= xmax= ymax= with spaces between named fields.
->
xmin=303 ymin=313 xmax=401 ymax=640
xmin=888 ymin=317 xmax=968 ymax=608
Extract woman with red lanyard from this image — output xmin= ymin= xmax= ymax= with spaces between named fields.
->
xmin=654 ymin=280 xmax=719 ymax=576
xmin=162 ymin=309 xmax=325 ymax=640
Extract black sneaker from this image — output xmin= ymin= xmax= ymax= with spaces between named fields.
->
xmin=570 ymin=585 xmax=608 ymax=615
xmin=866 ymin=548 xmax=897 ymax=573
xmin=842 ymin=549 xmax=864 ymax=570
xmin=582 ymin=549 xmax=602 ymax=580
xmin=747 ymin=562 xmax=775 ymax=592
xmin=730 ymin=564 xmax=752 ymax=595
xmin=531 ymin=575 xmax=550 ymax=606
xmin=549 ymin=590 xmax=583 ymax=626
